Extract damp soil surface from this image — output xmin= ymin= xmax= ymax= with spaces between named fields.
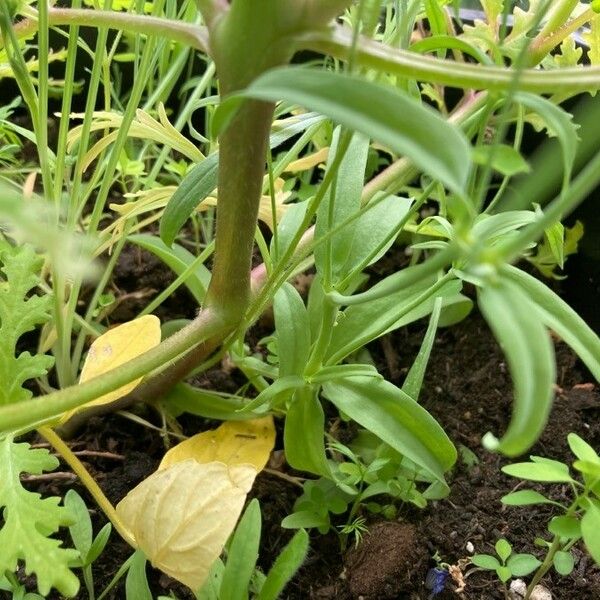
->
xmin=26 ymin=246 xmax=600 ymax=600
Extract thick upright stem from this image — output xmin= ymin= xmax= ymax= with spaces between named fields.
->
xmin=204 ymin=100 xmax=275 ymax=314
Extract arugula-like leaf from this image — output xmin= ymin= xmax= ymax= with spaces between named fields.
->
xmin=0 ymin=243 xmax=53 ymax=405
xmin=0 ymin=437 xmax=80 ymax=597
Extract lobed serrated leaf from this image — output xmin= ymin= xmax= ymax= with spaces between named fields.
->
xmin=0 ymin=437 xmax=80 ymax=597
xmin=0 ymin=244 xmax=53 ymax=405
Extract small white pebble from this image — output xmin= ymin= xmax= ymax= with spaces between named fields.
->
xmin=509 ymin=580 xmax=552 ymax=600
xmin=510 ymin=579 xmax=527 ymax=598
xmin=466 ymin=541 xmax=474 ymax=554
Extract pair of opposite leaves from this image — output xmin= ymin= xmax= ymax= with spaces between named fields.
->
xmin=61 ymin=315 xmax=276 ymax=591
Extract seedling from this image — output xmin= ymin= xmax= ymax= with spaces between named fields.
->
xmin=471 ymin=538 xmax=541 ymax=597
xmin=499 ymin=433 xmax=600 ymax=599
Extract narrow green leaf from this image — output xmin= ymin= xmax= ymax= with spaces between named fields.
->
xmin=240 ymin=376 xmax=305 ymax=413
xmin=257 ymin=530 xmax=309 ymax=600
xmin=159 ymin=153 xmax=219 ymax=247
xmin=281 ymin=510 xmax=328 ymax=531
xmin=326 ymin=277 xmax=464 ymax=364
xmin=219 ymin=67 xmax=471 ymax=193
xmin=128 ymin=234 xmax=211 ymax=304
xmin=501 ymin=490 xmax=556 ymax=506
xmin=341 ymin=194 xmax=413 ymax=281
xmin=273 ymin=283 xmax=311 ymax=377
xmin=309 ymin=363 xmax=381 ymax=384
xmin=65 ymin=490 xmax=93 ymax=561
xmin=284 ymin=387 xmax=330 ymax=477
xmin=502 ymin=461 xmax=574 ymax=483
xmin=402 ymin=296 xmax=442 ymax=401
xmin=582 ymin=500 xmax=600 ymax=565
xmin=161 ymin=112 xmax=326 ymax=248
xmin=472 ymin=144 xmax=531 ymax=177
xmin=573 ymin=460 xmax=600 ymax=478
xmin=125 ymin=551 xmax=152 ymax=600
xmin=503 ymin=265 xmax=600 ymax=381
xmin=322 ymin=377 xmax=456 ymax=483
xmin=196 ymin=559 xmax=225 ymax=600
xmin=479 ymin=279 xmax=555 ymax=456
xmin=472 ymin=211 xmax=536 ymax=242
xmin=220 ymin=499 xmax=261 ymax=600
xmin=315 ymin=129 xmax=369 ymax=284
xmin=164 ymin=383 xmax=264 ymax=421
xmin=410 ymin=35 xmax=492 ymax=64
xmin=516 ymin=92 xmax=578 ymax=187
xmin=271 ymin=200 xmax=308 ymax=263
xmin=87 ymin=523 xmax=112 ymax=565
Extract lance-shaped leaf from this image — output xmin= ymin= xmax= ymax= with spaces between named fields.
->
xmin=502 ymin=264 xmax=600 ymax=380
xmin=116 ymin=461 xmax=257 ymax=592
xmin=479 ymin=278 xmax=555 ymax=456
xmin=214 ymin=67 xmax=472 ymax=194
xmin=0 ymin=437 xmax=80 ymax=597
xmin=322 ymin=377 xmax=456 ymax=483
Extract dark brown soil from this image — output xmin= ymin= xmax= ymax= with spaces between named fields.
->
xmin=23 ymin=245 xmax=600 ymax=599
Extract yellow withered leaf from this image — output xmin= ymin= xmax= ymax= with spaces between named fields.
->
xmin=285 ymin=147 xmax=329 ymax=172
xmin=159 ymin=416 xmax=276 ymax=472
xmin=61 ymin=315 xmax=161 ymax=422
xmin=116 ymin=460 xmax=257 ymax=591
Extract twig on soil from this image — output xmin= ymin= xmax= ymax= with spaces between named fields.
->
xmin=21 ymin=471 xmax=78 ymax=482
xmin=263 ymin=468 xmax=306 ymax=489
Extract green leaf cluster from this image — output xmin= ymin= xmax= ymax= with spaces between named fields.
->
xmin=501 ymin=433 xmax=600 ymax=576
xmin=472 ymin=538 xmax=541 ymax=583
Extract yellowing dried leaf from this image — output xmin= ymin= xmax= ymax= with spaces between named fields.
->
xmin=61 ymin=315 xmax=161 ymax=422
xmin=285 ymin=147 xmax=329 ymax=172
xmin=159 ymin=416 xmax=275 ymax=472
xmin=116 ymin=460 xmax=256 ymax=591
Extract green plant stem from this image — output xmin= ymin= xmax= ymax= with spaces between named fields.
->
xmin=499 ymin=148 xmax=600 ymax=262
xmin=297 ymin=26 xmax=600 ymax=94
xmin=524 ymin=536 xmax=562 ymax=599
xmin=47 ymin=7 xmax=209 ymax=52
xmin=528 ymin=7 xmax=596 ymax=66
xmin=534 ymin=0 xmax=580 ymax=47
xmin=53 ymin=0 xmax=82 ymax=202
xmin=0 ymin=308 xmax=230 ymax=433
xmin=8 ymin=10 xmax=600 ymax=94
xmin=327 ymin=250 xmax=457 ymax=306
xmin=38 ymin=426 xmax=136 ymax=547
xmin=18 ymin=58 xmax=487 ymax=434
xmin=203 ymin=100 xmax=275 ymax=313
xmin=304 ymin=297 xmax=338 ymax=377
xmin=35 ymin=0 xmax=54 ymax=204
